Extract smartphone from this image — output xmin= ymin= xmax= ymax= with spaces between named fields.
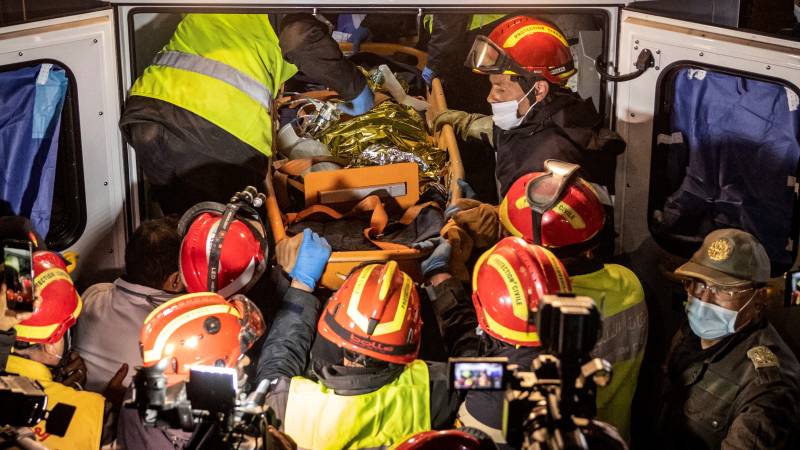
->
xmin=785 ymin=269 xmax=800 ymax=307
xmin=449 ymin=357 xmax=508 ymax=391
xmin=3 ymin=240 xmax=36 ymax=312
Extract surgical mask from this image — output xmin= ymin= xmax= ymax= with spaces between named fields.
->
xmin=686 ymin=292 xmax=755 ymax=340
xmin=491 ymin=85 xmax=537 ymax=130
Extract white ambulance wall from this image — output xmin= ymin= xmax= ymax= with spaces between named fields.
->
xmin=0 ymin=10 xmax=127 ymax=285
xmin=131 ymin=13 xmax=181 ymax=78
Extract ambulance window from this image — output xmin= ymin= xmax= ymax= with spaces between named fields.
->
xmin=0 ymin=61 xmax=86 ymax=250
xmin=649 ymin=64 xmax=800 ymax=275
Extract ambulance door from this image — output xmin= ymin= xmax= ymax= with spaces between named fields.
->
xmin=613 ymin=8 xmax=800 ymax=354
xmin=0 ymin=9 xmax=127 ymax=283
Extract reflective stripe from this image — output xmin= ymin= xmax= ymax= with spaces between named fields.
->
xmin=152 ymin=51 xmax=273 ymax=111
xmin=591 ymin=300 xmax=648 ymax=365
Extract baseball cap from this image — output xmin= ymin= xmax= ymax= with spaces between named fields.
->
xmin=674 ymin=228 xmax=770 ymax=287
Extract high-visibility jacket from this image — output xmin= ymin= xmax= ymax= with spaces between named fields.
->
xmin=130 ymin=14 xmax=297 ymax=157
xmin=284 ymin=359 xmax=431 ymax=450
xmin=424 ymin=14 xmax=507 ymax=33
xmin=571 ymin=264 xmax=647 ymax=442
xmin=5 ymin=355 xmax=105 ymax=450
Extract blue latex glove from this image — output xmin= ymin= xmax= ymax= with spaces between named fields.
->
xmin=412 ymin=237 xmax=452 ymax=278
xmin=445 ymin=179 xmax=478 ymax=220
xmin=337 ymin=85 xmax=374 ymax=116
xmin=289 ymin=228 xmax=332 ymax=291
xmin=421 ymin=66 xmax=435 ymax=87
xmin=350 ymin=27 xmax=369 ymax=53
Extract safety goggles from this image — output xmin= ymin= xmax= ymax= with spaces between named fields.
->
xmin=524 ymin=160 xmax=580 ymax=245
xmin=465 ymin=35 xmax=534 ymax=77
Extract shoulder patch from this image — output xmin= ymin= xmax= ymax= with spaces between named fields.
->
xmin=747 ymin=346 xmax=779 ymax=369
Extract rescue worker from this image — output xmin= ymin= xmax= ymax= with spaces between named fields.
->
xmin=257 ymin=239 xmax=473 ymax=449
xmin=120 ymin=13 xmax=374 ymax=214
xmin=74 ymin=217 xmax=183 ymax=394
xmin=657 ymin=229 xmax=800 ymax=449
xmin=7 ymin=249 xmax=108 ymax=449
xmin=498 ymin=163 xmax=647 ymax=441
xmin=117 ymin=292 xmax=267 ymax=449
xmin=432 ymin=16 xmax=624 ymax=198
xmin=455 ymin=237 xmax=572 ymax=448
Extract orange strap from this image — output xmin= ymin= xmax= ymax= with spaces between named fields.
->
xmin=286 ymin=196 xmax=441 ymax=251
xmin=274 ymin=157 xmax=346 ymax=178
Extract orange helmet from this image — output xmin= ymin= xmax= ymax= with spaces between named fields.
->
xmin=140 ymin=292 xmax=265 ymax=386
xmin=15 ymin=251 xmax=82 ymax=345
xmin=317 ymin=261 xmax=422 ymax=364
xmin=178 ymin=202 xmax=267 ymax=298
xmin=499 ymin=162 xmax=605 ymax=248
xmin=466 ymin=16 xmax=575 ymax=84
xmin=393 ymin=430 xmax=495 ymax=450
xmin=472 ymin=237 xmax=571 ymax=347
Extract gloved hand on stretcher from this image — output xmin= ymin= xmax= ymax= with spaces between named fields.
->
xmin=338 ymin=85 xmax=375 ymax=116
xmin=413 ymin=237 xmax=452 ymax=280
xmin=288 ymin=228 xmax=332 ymax=292
xmin=432 ymin=109 xmax=494 ymax=146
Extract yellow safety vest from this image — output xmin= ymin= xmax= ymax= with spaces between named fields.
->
xmin=284 ymin=359 xmax=431 ymax=450
xmin=130 ymin=14 xmax=297 ymax=157
xmin=424 ymin=14 xmax=507 ymax=33
xmin=5 ymin=355 xmax=105 ymax=450
xmin=571 ymin=264 xmax=647 ymax=442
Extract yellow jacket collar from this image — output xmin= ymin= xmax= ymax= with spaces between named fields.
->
xmin=5 ymin=354 xmax=54 ymax=382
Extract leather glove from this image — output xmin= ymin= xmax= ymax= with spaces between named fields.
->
xmin=412 ymin=237 xmax=452 ymax=279
xmin=289 ymin=228 xmax=332 ymax=291
xmin=440 ymin=221 xmax=473 ymax=282
xmin=432 ymin=109 xmax=494 ymax=146
xmin=337 ymin=85 xmax=374 ymax=116
xmin=56 ymin=351 xmax=88 ymax=390
xmin=450 ymin=200 xmax=504 ymax=249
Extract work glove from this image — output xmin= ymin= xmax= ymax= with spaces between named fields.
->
xmin=440 ymin=221 xmax=473 ymax=282
xmin=432 ymin=109 xmax=494 ymax=146
xmin=448 ymin=199 xmax=505 ymax=249
xmin=55 ymin=351 xmax=88 ymax=390
xmin=289 ymin=228 xmax=332 ymax=291
xmin=444 ymin=180 xmax=478 ymax=214
xmin=412 ymin=237 xmax=452 ymax=279
xmin=349 ymin=26 xmax=369 ymax=53
xmin=421 ymin=66 xmax=435 ymax=87
xmin=337 ymin=85 xmax=374 ymax=116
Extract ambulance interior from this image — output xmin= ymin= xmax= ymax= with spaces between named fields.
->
xmin=1 ymin=0 xmax=800 ymax=445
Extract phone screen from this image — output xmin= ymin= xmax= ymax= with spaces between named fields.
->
xmin=786 ymin=270 xmax=800 ymax=307
xmin=3 ymin=240 xmax=35 ymax=312
xmin=451 ymin=361 xmax=506 ymax=390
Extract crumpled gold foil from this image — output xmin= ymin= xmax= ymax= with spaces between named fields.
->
xmin=320 ymin=101 xmax=446 ymax=187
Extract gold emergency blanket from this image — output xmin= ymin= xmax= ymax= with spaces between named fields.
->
xmin=319 ymin=101 xmax=446 ymax=186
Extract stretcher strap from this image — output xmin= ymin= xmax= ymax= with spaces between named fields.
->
xmin=286 ymin=196 xmax=440 ymax=251
xmin=274 ymin=156 xmax=347 ymax=178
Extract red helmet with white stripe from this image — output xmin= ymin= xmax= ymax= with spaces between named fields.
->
xmin=472 ymin=237 xmax=571 ymax=347
xmin=140 ymin=292 xmax=265 ymax=386
xmin=178 ymin=202 xmax=267 ymax=297
xmin=317 ymin=261 xmax=422 ymax=364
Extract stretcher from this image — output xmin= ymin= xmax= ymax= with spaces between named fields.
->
xmin=264 ymin=44 xmax=464 ymax=290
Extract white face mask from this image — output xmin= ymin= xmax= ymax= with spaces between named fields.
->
xmin=491 ymin=85 xmax=537 ymax=131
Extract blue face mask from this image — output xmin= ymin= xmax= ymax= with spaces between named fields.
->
xmin=686 ymin=296 xmax=743 ymax=340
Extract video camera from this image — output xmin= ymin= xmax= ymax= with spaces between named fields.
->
xmin=131 ymin=361 xmax=277 ymax=450
xmin=450 ymin=294 xmax=624 ymax=450
xmin=0 ymin=374 xmax=76 ymax=443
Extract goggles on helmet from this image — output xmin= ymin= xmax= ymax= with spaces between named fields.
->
xmin=465 ymin=35 xmax=543 ymax=79
xmin=526 ymin=160 xmax=581 ymax=244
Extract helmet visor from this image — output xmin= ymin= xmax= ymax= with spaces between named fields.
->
xmin=526 ymin=160 xmax=581 ymax=213
xmin=230 ymin=295 xmax=266 ymax=356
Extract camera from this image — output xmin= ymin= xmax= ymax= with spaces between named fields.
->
xmin=131 ymin=361 xmax=277 ymax=450
xmin=0 ymin=374 xmax=75 ymax=437
xmin=450 ymin=294 xmax=621 ymax=450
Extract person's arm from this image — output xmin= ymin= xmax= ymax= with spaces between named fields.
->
xmin=278 ymin=13 xmax=366 ymax=101
xmin=256 ymin=229 xmax=331 ymax=382
xmin=425 ymin=14 xmax=470 ymax=83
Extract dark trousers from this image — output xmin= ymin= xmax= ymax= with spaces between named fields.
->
xmin=119 ymin=96 xmax=269 ymax=215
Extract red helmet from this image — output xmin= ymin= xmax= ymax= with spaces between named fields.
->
xmin=317 ymin=261 xmax=422 ymax=364
xmin=499 ymin=167 xmax=605 ymax=249
xmin=466 ymin=16 xmax=576 ymax=84
xmin=393 ymin=430 xmax=495 ymax=450
xmin=140 ymin=292 xmax=265 ymax=386
xmin=15 ymin=251 xmax=82 ymax=345
xmin=472 ymin=237 xmax=571 ymax=347
xmin=178 ymin=202 xmax=267 ymax=298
